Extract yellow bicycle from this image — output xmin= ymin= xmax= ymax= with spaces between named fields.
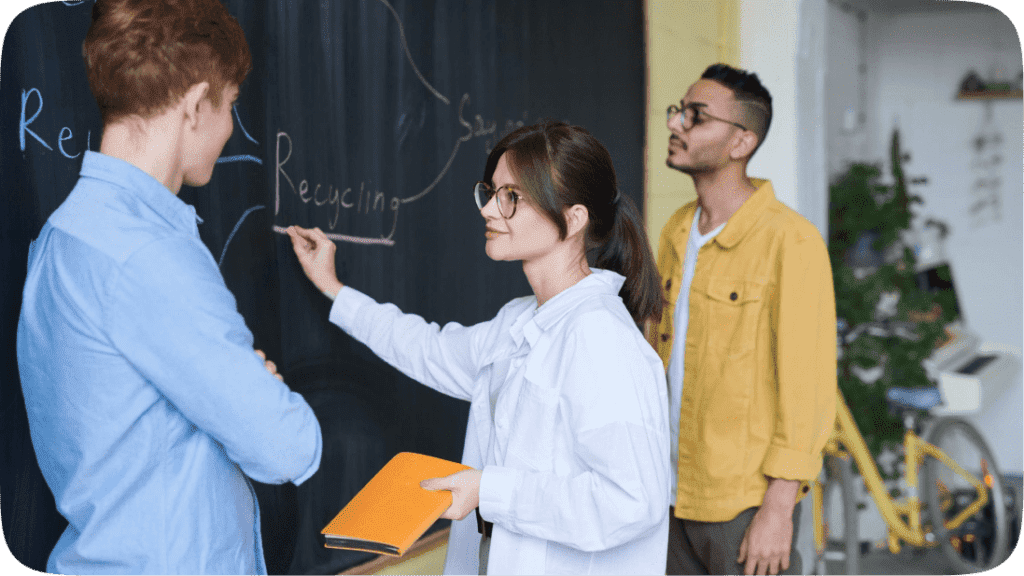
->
xmin=812 ymin=388 xmax=1011 ymax=573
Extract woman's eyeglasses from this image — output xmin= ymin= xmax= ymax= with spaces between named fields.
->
xmin=474 ymin=181 xmax=521 ymax=219
xmin=666 ymin=102 xmax=747 ymax=131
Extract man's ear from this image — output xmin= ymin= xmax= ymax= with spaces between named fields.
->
xmin=564 ymin=204 xmax=590 ymax=239
xmin=729 ymin=130 xmax=759 ymax=161
xmin=181 ymin=81 xmax=211 ymax=130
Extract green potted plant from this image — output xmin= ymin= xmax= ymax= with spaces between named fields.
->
xmin=827 ymin=129 xmax=954 ymax=474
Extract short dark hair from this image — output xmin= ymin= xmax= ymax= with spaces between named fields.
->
xmin=83 ymin=0 xmax=251 ymax=124
xmin=483 ymin=121 xmax=663 ymax=326
xmin=701 ymin=63 xmax=772 ymax=155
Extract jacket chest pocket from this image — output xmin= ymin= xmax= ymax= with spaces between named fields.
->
xmin=504 ymin=380 xmax=560 ymax=473
xmin=698 ymin=277 xmax=766 ymax=356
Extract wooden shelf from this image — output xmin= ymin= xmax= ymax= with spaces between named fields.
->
xmin=956 ymin=89 xmax=1023 ymax=100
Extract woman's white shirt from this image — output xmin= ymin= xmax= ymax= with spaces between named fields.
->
xmin=329 ymin=269 xmax=669 ymax=575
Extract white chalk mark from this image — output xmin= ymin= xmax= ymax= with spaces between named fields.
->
xmin=401 ymin=93 xmax=472 ymax=204
xmin=273 ymin=225 xmax=395 ymax=247
xmin=375 ymin=0 xmax=449 ymax=105
xmin=401 ymin=138 xmax=461 ymax=204
xmin=219 ymin=205 xmax=265 ymax=267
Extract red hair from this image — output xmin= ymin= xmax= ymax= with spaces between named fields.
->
xmin=83 ymin=0 xmax=251 ymax=123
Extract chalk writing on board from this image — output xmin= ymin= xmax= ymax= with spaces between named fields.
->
xmin=400 ymin=94 xmax=529 ymax=205
xmin=272 ymin=93 xmax=529 ymax=248
xmin=34 ymin=0 xmax=536 ymax=251
xmin=19 ymin=87 xmax=93 ymax=158
xmin=217 ymin=106 xmax=263 ymax=165
xmin=265 ymin=3 xmax=529 ymax=246
xmin=375 ymin=0 xmax=449 ymax=105
xmin=219 ymin=205 xmax=265 ymax=268
xmin=274 ymin=131 xmax=401 ymax=244
xmin=234 ymin=105 xmax=260 ymax=145
xmin=18 ymin=85 xmax=260 ymax=167
xmin=268 ymin=0 xmax=450 ymax=246
xmin=398 ymin=93 xmax=472 ymax=205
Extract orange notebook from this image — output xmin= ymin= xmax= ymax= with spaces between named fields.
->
xmin=321 ymin=452 xmax=471 ymax=556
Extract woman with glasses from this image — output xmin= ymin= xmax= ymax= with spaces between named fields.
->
xmin=286 ymin=120 xmax=668 ymax=575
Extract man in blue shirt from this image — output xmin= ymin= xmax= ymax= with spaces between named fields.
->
xmin=15 ymin=1 xmax=322 ymax=573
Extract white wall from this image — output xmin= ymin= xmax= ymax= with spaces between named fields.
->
xmin=826 ymin=1 xmax=870 ymax=178
xmin=739 ymin=0 xmax=829 ymax=235
xmin=841 ymin=1 xmax=1024 ymax=473
xmin=739 ymin=0 xmax=801 ymax=217
xmin=796 ymin=0 xmax=829 ymax=237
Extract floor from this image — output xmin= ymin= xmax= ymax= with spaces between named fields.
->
xmin=824 ymin=544 xmax=1022 ymax=575
xmin=365 ymin=538 xmax=1022 ymax=575
xmin=805 ymin=473 xmax=1023 ymax=575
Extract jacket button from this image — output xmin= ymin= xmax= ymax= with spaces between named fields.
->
xmin=661 ymin=333 xmax=670 ymax=342
xmin=730 ymin=292 xmax=738 ymax=301
xmin=665 ymin=279 xmax=672 ymax=290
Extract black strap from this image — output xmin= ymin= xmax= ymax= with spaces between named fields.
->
xmin=475 ymin=507 xmax=493 ymax=538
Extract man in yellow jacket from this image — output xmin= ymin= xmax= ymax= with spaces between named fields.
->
xmin=651 ymin=63 xmax=837 ymax=575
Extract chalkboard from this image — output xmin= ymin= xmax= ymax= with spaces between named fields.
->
xmin=0 ymin=1 xmax=644 ymax=573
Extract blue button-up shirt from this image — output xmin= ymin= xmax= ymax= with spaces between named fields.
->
xmin=16 ymin=151 xmax=322 ymax=574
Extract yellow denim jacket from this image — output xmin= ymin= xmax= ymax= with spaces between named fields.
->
xmin=649 ymin=179 xmax=837 ymax=522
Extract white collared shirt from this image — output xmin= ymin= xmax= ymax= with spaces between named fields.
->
xmin=330 ymin=269 xmax=669 ymax=575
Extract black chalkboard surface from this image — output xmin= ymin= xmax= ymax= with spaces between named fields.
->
xmin=0 ymin=1 xmax=644 ymax=573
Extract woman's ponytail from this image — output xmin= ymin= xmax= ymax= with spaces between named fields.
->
xmin=590 ymin=193 xmax=662 ymax=327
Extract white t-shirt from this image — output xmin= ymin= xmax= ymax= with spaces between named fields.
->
xmin=667 ymin=206 xmax=726 ymax=505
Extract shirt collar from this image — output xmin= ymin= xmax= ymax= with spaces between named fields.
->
xmin=668 ymin=200 xmax=698 ymax=260
xmin=508 ymin=269 xmax=627 ymax=349
xmin=668 ymin=178 xmax=775 ymax=256
xmin=713 ymin=178 xmax=774 ymax=249
xmin=79 ymin=151 xmax=203 ymax=234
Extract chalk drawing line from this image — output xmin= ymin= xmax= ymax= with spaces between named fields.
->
xmin=272 ymin=225 xmax=395 ymax=247
xmin=218 ymin=205 xmax=265 ymax=268
xmin=375 ymin=0 xmax=449 ymax=105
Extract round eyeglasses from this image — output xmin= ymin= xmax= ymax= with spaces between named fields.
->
xmin=474 ymin=181 xmax=521 ymax=219
xmin=666 ymin=103 xmax=747 ymax=131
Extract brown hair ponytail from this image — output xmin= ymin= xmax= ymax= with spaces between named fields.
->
xmin=589 ymin=192 xmax=662 ymax=325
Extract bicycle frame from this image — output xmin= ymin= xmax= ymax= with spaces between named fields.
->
xmin=813 ymin=391 xmax=989 ymax=556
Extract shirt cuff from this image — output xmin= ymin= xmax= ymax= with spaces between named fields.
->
xmin=328 ymin=285 xmax=374 ymax=331
xmin=478 ymin=465 xmax=519 ymax=523
xmin=761 ymin=444 xmax=822 ymax=480
xmin=292 ymin=419 xmax=323 ymax=486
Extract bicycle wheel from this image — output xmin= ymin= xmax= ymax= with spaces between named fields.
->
xmin=923 ymin=417 xmax=1009 ymax=573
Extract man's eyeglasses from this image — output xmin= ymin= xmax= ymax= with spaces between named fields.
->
xmin=667 ymin=102 xmax=747 ymax=132
xmin=474 ymin=181 xmax=521 ymax=219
